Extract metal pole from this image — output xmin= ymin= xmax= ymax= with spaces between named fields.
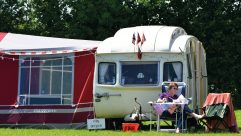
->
xmin=176 ymin=108 xmax=177 ymax=130
xmin=182 ymin=105 xmax=183 ymax=133
xmin=157 ymin=114 xmax=160 ymax=132
xmin=150 ymin=107 xmax=152 ymax=131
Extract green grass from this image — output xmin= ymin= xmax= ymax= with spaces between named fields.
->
xmin=0 ymin=128 xmax=240 ymax=136
xmin=0 ymin=128 xmax=239 ymax=136
xmin=235 ymin=109 xmax=241 ymax=131
xmin=0 ymin=110 xmax=240 ymax=136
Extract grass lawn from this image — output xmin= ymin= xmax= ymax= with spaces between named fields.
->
xmin=0 ymin=110 xmax=240 ymax=136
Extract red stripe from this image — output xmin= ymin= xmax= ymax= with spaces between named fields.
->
xmin=52 ymin=50 xmax=57 ymax=54
xmin=10 ymin=52 xmax=16 ymax=55
xmin=76 ymin=103 xmax=93 ymax=108
xmin=0 ymin=112 xmax=94 ymax=124
xmin=0 ymin=32 xmax=7 ymax=42
xmin=41 ymin=51 xmax=47 ymax=54
xmin=0 ymin=104 xmax=93 ymax=109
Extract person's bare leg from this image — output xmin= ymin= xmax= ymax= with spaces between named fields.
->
xmin=190 ymin=112 xmax=205 ymax=120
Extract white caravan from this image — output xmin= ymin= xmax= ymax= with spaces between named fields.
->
xmin=93 ymin=26 xmax=208 ymax=121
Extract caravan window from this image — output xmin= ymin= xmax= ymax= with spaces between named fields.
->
xmin=98 ymin=62 xmax=116 ymax=85
xmin=121 ymin=62 xmax=158 ymax=85
xmin=163 ymin=62 xmax=183 ymax=82
xmin=19 ymin=56 xmax=73 ymax=105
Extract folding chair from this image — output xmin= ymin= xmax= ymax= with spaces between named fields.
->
xmin=154 ymin=82 xmax=188 ymax=132
xmin=199 ymin=93 xmax=239 ymax=133
xmin=199 ymin=103 xmax=229 ymax=132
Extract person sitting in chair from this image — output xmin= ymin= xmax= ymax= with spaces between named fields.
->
xmin=157 ymin=82 xmax=204 ymax=133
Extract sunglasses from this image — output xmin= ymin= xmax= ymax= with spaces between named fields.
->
xmin=173 ymin=87 xmax=178 ymax=90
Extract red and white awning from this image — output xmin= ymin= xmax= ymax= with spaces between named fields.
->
xmin=0 ymin=32 xmax=101 ymax=55
xmin=0 ymin=49 xmax=94 ymax=55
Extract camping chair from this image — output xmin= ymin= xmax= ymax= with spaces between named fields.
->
xmin=154 ymin=82 xmax=188 ymax=132
xmin=199 ymin=93 xmax=239 ymax=133
xmin=199 ymin=103 xmax=229 ymax=132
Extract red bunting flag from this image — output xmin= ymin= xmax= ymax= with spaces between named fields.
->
xmin=141 ymin=33 xmax=146 ymax=45
xmin=132 ymin=33 xmax=136 ymax=45
xmin=136 ymin=33 xmax=141 ymax=45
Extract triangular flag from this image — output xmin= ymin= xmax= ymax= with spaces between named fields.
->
xmin=141 ymin=33 xmax=146 ymax=45
xmin=132 ymin=33 xmax=136 ymax=45
xmin=136 ymin=33 xmax=141 ymax=45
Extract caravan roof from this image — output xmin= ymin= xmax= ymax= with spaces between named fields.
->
xmin=97 ymin=26 xmax=196 ymax=54
xmin=0 ymin=32 xmax=101 ymax=55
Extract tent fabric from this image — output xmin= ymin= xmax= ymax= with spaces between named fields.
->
xmin=202 ymin=93 xmax=239 ymax=132
xmin=0 ymin=51 xmax=95 ymax=127
xmin=0 ymin=32 xmax=98 ymax=127
xmin=0 ymin=55 xmax=19 ymax=105
xmin=0 ymin=32 xmax=7 ymax=41
xmin=0 ymin=32 xmax=101 ymax=55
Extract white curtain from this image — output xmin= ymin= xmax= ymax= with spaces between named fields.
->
xmin=99 ymin=63 xmax=109 ymax=83
xmin=172 ymin=63 xmax=182 ymax=81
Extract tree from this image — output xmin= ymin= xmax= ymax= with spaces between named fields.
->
xmin=0 ymin=0 xmax=24 ymax=32
xmin=29 ymin=0 xmax=70 ymax=37
xmin=65 ymin=0 xmax=135 ymax=40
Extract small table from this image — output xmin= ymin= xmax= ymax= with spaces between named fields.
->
xmin=154 ymin=102 xmax=187 ymax=132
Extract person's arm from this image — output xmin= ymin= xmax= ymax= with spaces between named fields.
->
xmin=157 ymin=98 xmax=167 ymax=103
xmin=157 ymin=93 xmax=168 ymax=103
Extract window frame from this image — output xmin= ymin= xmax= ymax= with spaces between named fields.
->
xmin=120 ymin=61 xmax=159 ymax=86
xmin=163 ymin=61 xmax=183 ymax=82
xmin=98 ymin=62 xmax=117 ymax=85
xmin=18 ymin=55 xmax=74 ymax=105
